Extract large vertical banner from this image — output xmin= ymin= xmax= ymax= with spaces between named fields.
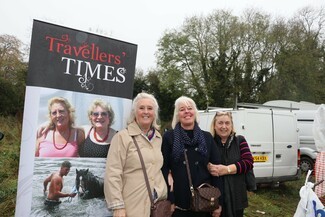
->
xmin=15 ymin=20 xmax=137 ymax=216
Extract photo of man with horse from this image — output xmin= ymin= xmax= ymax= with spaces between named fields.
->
xmin=31 ymin=158 xmax=112 ymax=216
xmin=43 ymin=160 xmax=77 ymax=207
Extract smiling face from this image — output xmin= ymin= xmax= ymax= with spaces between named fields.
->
xmin=50 ymin=102 xmax=70 ymax=128
xmin=214 ymin=112 xmax=233 ymax=142
xmin=135 ymin=98 xmax=155 ymax=131
xmin=90 ymin=106 xmax=110 ymax=129
xmin=178 ymin=102 xmax=196 ymax=129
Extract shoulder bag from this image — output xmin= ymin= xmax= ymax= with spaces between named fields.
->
xmin=184 ymin=150 xmax=221 ymax=212
xmin=245 ymin=169 xmax=257 ymax=191
xmin=132 ymin=137 xmax=172 ymax=217
xmin=236 ymin=135 xmax=257 ymax=192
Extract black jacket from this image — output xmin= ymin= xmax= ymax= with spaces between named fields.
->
xmin=214 ymin=135 xmax=249 ymax=217
xmin=161 ymin=129 xmax=223 ymax=210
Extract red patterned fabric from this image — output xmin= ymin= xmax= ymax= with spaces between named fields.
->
xmin=315 ymin=152 xmax=325 ymax=198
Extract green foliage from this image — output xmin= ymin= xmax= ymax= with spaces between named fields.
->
xmin=0 ymin=115 xmax=21 ymax=216
xmin=0 ymin=78 xmax=18 ymax=115
xmin=132 ymin=69 xmax=149 ymax=97
xmin=0 ymin=35 xmax=27 ymax=116
xmin=154 ymin=7 xmax=325 ymax=109
xmin=133 ymin=69 xmax=183 ymax=122
xmin=0 ymin=73 xmax=26 ymax=116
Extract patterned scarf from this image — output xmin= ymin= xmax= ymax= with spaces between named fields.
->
xmin=146 ymin=128 xmax=155 ymax=141
xmin=172 ymin=122 xmax=207 ymax=161
xmin=138 ymin=122 xmax=155 ymax=141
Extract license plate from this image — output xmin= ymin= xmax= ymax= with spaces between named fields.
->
xmin=253 ymin=155 xmax=268 ymax=162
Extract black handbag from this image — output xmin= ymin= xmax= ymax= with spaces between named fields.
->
xmin=245 ymin=169 xmax=257 ymax=191
xmin=132 ymin=137 xmax=172 ymax=217
xmin=184 ymin=150 xmax=221 ymax=212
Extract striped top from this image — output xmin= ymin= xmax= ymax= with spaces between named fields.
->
xmin=214 ymin=134 xmax=254 ymax=173
xmin=234 ymin=135 xmax=254 ymax=174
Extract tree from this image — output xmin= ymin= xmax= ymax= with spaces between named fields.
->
xmin=273 ymin=7 xmax=325 ymax=103
xmin=0 ymin=35 xmax=27 ymax=115
xmin=0 ymin=35 xmax=26 ymax=83
xmin=156 ymin=10 xmax=242 ymax=109
xmin=132 ymin=68 xmax=149 ymax=97
xmin=132 ymin=68 xmax=183 ymax=123
xmin=147 ymin=69 xmax=183 ymax=123
xmin=155 ymin=7 xmax=325 ymax=108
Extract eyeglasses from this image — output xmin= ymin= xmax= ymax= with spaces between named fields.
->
xmin=91 ymin=112 xmax=108 ymax=117
xmin=214 ymin=111 xmax=232 ymax=117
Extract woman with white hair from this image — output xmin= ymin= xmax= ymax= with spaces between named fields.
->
xmin=104 ymin=92 xmax=167 ymax=217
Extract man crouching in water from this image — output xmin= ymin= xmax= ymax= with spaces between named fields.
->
xmin=43 ymin=160 xmax=77 ymax=206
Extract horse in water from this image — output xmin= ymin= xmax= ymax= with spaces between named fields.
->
xmin=75 ymin=169 xmax=104 ymax=199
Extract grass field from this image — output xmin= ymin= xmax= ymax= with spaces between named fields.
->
xmin=0 ymin=116 xmax=21 ymax=217
xmin=0 ymin=115 xmax=307 ymax=217
xmin=245 ymin=180 xmax=305 ymax=217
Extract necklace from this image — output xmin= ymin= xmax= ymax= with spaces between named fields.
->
xmin=94 ymin=128 xmax=109 ymax=143
xmin=53 ymin=128 xmax=71 ymax=150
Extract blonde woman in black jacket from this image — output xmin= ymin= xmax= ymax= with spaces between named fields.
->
xmin=208 ymin=111 xmax=254 ymax=217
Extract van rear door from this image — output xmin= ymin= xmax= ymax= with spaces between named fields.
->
xmin=272 ymin=110 xmax=299 ymax=178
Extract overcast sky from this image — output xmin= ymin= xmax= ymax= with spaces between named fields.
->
xmin=1 ymin=0 xmax=324 ymax=71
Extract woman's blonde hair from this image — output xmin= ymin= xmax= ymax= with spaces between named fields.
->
xmin=47 ymin=97 xmax=75 ymax=129
xmin=209 ymin=111 xmax=235 ymax=137
xmin=87 ymin=99 xmax=115 ymax=127
xmin=127 ymin=92 xmax=160 ymax=130
xmin=171 ymin=96 xmax=199 ymax=129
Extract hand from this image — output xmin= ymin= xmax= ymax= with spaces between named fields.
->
xmin=69 ymin=193 xmax=77 ymax=198
xmin=113 ymin=208 xmax=126 ymax=217
xmin=168 ymin=171 xmax=174 ymax=192
xmin=37 ymin=124 xmax=50 ymax=138
xmin=208 ymin=163 xmax=220 ymax=177
xmin=212 ymin=205 xmax=222 ymax=217
xmin=171 ymin=203 xmax=175 ymax=212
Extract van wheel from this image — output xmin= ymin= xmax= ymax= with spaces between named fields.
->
xmin=300 ymin=156 xmax=314 ymax=173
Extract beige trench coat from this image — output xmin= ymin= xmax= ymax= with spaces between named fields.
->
xmin=104 ymin=121 xmax=167 ymax=217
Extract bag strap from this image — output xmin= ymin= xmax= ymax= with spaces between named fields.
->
xmin=184 ymin=150 xmax=195 ymax=197
xmin=132 ymin=136 xmax=155 ymax=207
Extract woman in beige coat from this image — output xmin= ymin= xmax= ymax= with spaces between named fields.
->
xmin=104 ymin=92 xmax=168 ymax=217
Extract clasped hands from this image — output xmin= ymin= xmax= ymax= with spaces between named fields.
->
xmin=208 ymin=163 xmax=228 ymax=177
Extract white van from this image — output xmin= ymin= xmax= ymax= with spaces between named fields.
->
xmin=199 ymin=108 xmax=301 ymax=184
xmin=263 ymin=100 xmax=320 ymax=173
